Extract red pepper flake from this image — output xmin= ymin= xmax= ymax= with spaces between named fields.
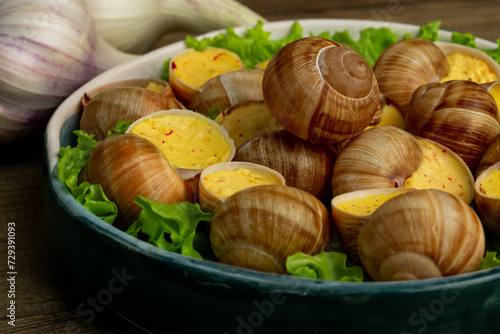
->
xmin=222 ymin=110 xmax=226 ymax=116
xmin=213 ymin=53 xmax=224 ymax=61
xmin=442 ymin=185 xmax=446 ymax=189
xmin=165 ymin=130 xmax=173 ymax=136
xmin=152 ymin=126 xmax=156 ymax=129
xmin=172 ymin=62 xmax=177 ymax=69
xmin=239 ymin=133 xmax=243 ymax=137
xmin=442 ymin=149 xmax=447 ymax=153
xmin=191 ymin=150 xmax=195 ymax=152
xmin=217 ymin=180 xmax=223 ymax=182
xmin=447 ymin=177 xmax=452 ymax=181
xmin=458 ymin=184 xmax=463 ymax=189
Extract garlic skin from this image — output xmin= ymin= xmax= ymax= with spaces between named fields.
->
xmin=405 ymin=80 xmax=500 ymax=172
xmin=82 ymin=134 xmax=194 ymax=230
xmin=86 ymin=0 xmax=267 ymax=54
xmin=373 ymin=38 xmax=449 ymax=116
xmin=358 ymin=189 xmax=485 ymax=281
xmin=262 ymin=37 xmax=380 ymax=144
xmin=210 ymin=185 xmax=332 ymax=274
xmin=0 ymin=0 xmax=137 ymax=145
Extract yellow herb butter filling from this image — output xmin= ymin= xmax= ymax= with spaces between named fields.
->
xmin=404 ymin=140 xmax=473 ymax=202
xmin=130 ymin=114 xmax=232 ymax=169
xmin=203 ymin=168 xmax=283 ymax=198
xmin=480 ymin=169 xmax=500 ymax=197
xmin=171 ymin=48 xmax=242 ymax=88
xmin=440 ymin=52 xmax=499 ymax=83
xmin=338 ymin=190 xmax=408 ymax=216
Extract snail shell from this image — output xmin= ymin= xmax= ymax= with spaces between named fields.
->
xmin=198 ymin=161 xmax=286 ymax=214
xmin=476 ymin=132 xmax=500 ymax=178
xmin=331 ymin=187 xmax=416 ymax=264
xmin=188 ymin=69 xmax=264 ymax=114
xmin=80 ymin=86 xmax=184 ymax=141
xmin=233 ymin=129 xmax=338 ymax=203
xmin=82 ymin=134 xmax=194 ymax=229
xmin=262 ymin=37 xmax=380 ymax=144
xmin=373 ymin=38 xmax=449 ymax=115
xmin=209 ymin=185 xmax=332 ymax=274
xmin=474 ymin=161 xmax=500 ymax=237
xmin=358 ymin=189 xmax=485 ymax=281
xmin=405 ymin=80 xmax=500 ymax=172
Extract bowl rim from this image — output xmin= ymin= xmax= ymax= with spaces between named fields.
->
xmin=44 ymin=18 xmax=500 ymax=293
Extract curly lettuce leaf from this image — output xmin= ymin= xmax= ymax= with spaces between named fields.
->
xmin=132 ymin=196 xmax=213 ymax=259
xmin=185 ymin=20 xmax=304 ymax=69
xmin=479 ymin=252 xmax=500 ymax=271
xmin=286 ymin=250 xmax=364 ymax=282
xmin=106 ymin=119 xmax=132 ymax=138
xmin=57 ymin=130 xmax=117 ymax=224
xmin=416 ymin=20 xmax=442 ymax=41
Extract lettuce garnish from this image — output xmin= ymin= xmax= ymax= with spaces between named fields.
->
xmin=286 ymin=250 xmax=364 ymax=282
xmin=479 ymin=252 xmax=500 ymax=271
xmin=129 ymin=196 xmax=213 ymax=259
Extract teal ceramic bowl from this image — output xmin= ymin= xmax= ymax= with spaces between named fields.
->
xmin=42 ymin=19 xmax=500 ymax=334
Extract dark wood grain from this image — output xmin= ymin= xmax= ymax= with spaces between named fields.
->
xmin=1 ymin=1 xmax=499 ymax=333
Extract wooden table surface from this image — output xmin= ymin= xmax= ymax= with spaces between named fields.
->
xmin=1 ymin=0 xmax=499 ymax=333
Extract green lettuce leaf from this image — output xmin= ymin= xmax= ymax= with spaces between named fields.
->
xmin=185 ymin=20 xmax=304 ymax=69
xmin=106 ymin=119 xmax=132 ymax=138
xmin=57 ymin=130 xmax=118 ymax=224
xmin=132 ymin=196 xmax=213 ymax=259
xmin=286 ymin=250 xmax=364 ymax=282
xmin=417 ymin=20 xmax=442 ymax=41
xmin=479 ymin=251 xmax=500 ymax=271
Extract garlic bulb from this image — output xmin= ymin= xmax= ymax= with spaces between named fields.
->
xmin=82 ymin=134 xmax=195 ymax=229
xmin=86 ymin=0 xmax=266 ymax=54
xmin=0 ymin=0 xmax=137 ymax=145
xmin=358 ymin=189 xmax=485 ymax=281
xmin=210 ymin=185 xmax=332 ymax=274
xmin=262 ymin=37 xmax=380 ymax=144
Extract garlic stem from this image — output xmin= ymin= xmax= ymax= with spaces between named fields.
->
xmin=86 ymin=0 xmax=267 ymax=54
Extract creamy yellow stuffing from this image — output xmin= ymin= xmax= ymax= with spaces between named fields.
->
xmin=338 ymin=190 xmax=408 ymax=216
xmin=480 ymin=169 xmax=500 ymax=197
xmin=440 ymin=52 xmax=498 ymax=83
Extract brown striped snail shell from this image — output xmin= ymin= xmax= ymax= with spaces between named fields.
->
xmin=373 ymin=38 xmax=449 ymax=115
xmin=358 ymin=189 xmax=485 ymax=281
xmin=233 ymin=129 xmax=338 ymax=203
xmin=262 ymin=37 xmax=380 ymax=144
xmin=405 ymin=80 xmax=500 ymax=172
xmin=209 ymin=185 xmax=332 ymax=274
xmin=474 ymin=161 xmax=500 ymax=237
xmin=188 ymin=69 xmax=264 ymax=114
xmin=476 ymin=130 xmax=500 ymax=179
xmin=80 ymin=86 xmax=184 ymax=141
xmin=81 ymin=134 xmax=194 ymax=230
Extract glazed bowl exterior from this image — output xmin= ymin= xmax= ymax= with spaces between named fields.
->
xmin=42 ymin=19 xmax=500 ymax=334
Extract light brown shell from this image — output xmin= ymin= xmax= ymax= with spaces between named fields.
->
xmin=262 ymin=37 xmax=380 ymax=144
xmin=198 ymin=161 xmax=286 ymax=214
xmin=209 ymin=185 xmax=332 ymax=274
xmin=80 ymin=87 xmax=184 ymax=141
xmin=188 ymin=69 xmax=264 ymax=114
xmin=331 ymin=187 xmax=416 ymax=264
xmin=474 ymin=161 xmax=500 ymax=237
xmin=82 ymin=134 xmax=194 ymax=230
xmin=476 ymin=129 xmax=500 ymax=179
xmin=405 ymin=80 xmax=500 ymax=172
xmin=373 ymin=38 xmax=449 ymax=115
xmin=358 ymin=189 xmax=485 ymax=281
xmin=233 ymin=129 xmax=338 ymax=203
xmin=332 ymin=126 xmax=423 ymax=197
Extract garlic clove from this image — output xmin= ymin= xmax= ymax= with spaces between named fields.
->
xmin=262 ymin=37 xmax=380 ymax=144
xmin=188 ymin=69 xmax=264 ymax=114
xmin=198 ymin=161 xmax=286 ymax=214
xmin=405 ymin=80 xmax=500 ymax=173
xmin=358 ymin=189 xmax=485 ymax=281
xmin=474 ymin=161 xmax=500 ymax=237
xmin=80 ymin=86 xmax=184 ymax=141
xmin=215 ymin=101 xmax=284 ymax=148
xmin=169 ymin=47 xmax=245 ymax=105
xmin=233 ymin=129 xmax=337 ymax=204
xmin=331 ymin=187 xmax=416 ymax=264
xmin=86 ymin=0 xmax=266 ymax=54
xmin=373 ymin=38 xmax=449 ymax=116
xmin=126 ymin=109 xmax=235 ymax=180
xmin=209 ymin=184 xmax=332 ymax=274
xmin=82 ymin=133 xmax=195 ymax=230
